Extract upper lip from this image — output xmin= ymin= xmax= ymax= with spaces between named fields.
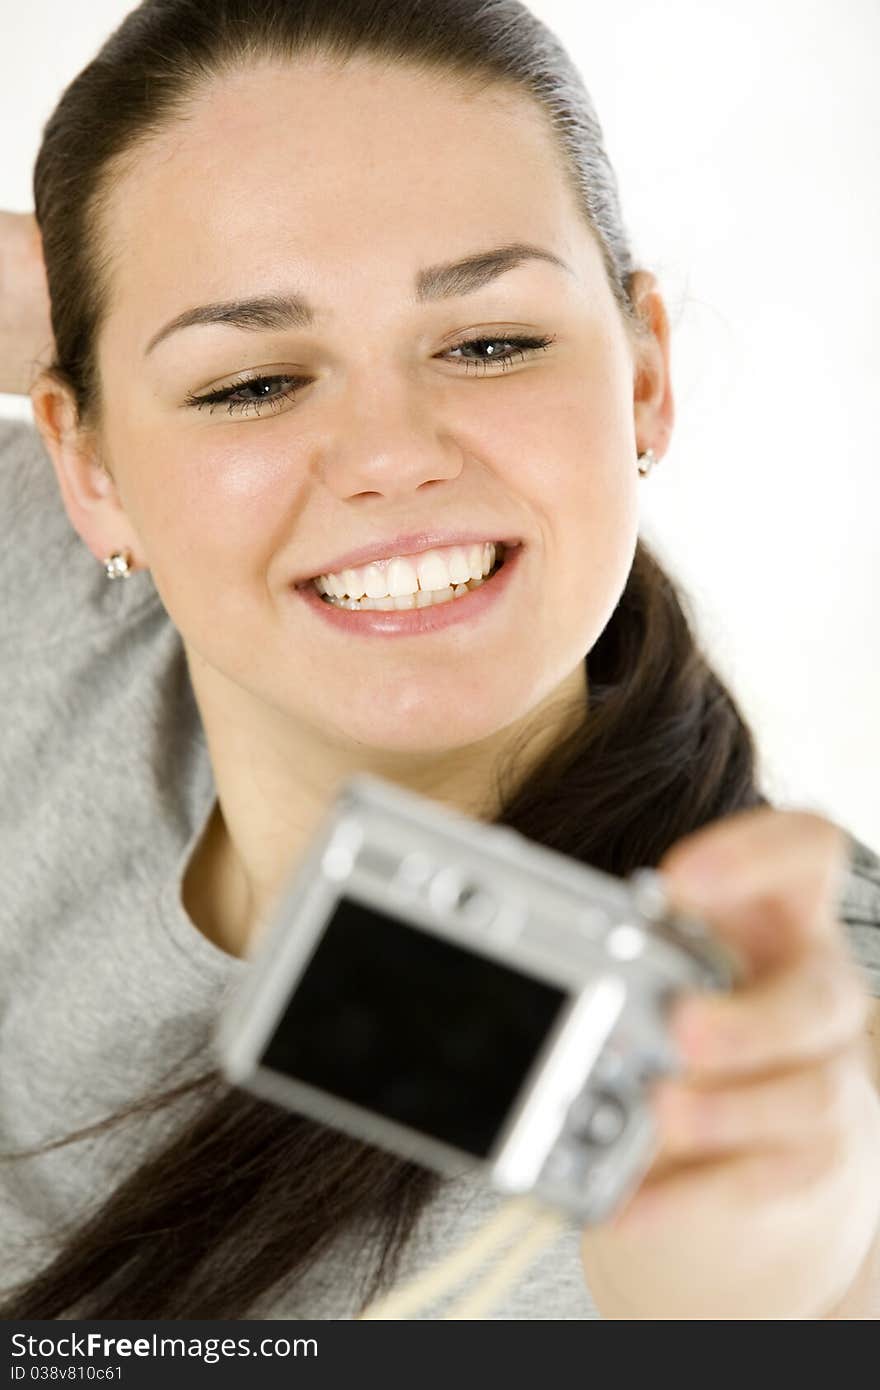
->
xmin=292 ymin=531 xmax=521 ymax=586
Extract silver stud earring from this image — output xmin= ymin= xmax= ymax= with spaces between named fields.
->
xmin=103 ymin=550 xmax=133 ymax=580
xmin=637 ymin=448 xmax=658 ymax=477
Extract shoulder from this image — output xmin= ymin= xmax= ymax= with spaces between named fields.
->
xmin=0 ymin=414 xmax=41 ymax=457
xmin=0 ymin=416 xmax=160 ymax=648
xmin=0 ymin=414 xmax=55 ymax=513
xmin=838 ymin=831 xmax=880 ymax=999
xmin=839 ymin=832 xmax=880 ymax=925
xmin=0 ymin=414 xmax=73 ymax=563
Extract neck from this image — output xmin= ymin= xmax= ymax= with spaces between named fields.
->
xmin=182 ymin=658 xmax=589 ymax=960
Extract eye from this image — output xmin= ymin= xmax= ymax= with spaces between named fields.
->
xmin=184 ymin=332 xmax=556 ymax=417
xmin=443 ymin=333 xmax=555 ymax=374
xmin=184 ymin=373 xmax=304 ymax=417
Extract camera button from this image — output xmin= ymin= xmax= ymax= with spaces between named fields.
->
xmin=606 ymin=923 xmax=646 ymax=960
xmin=393 ymin=850 xmax=436 ymax=892
xmin=427 ymin=866 xmax=496 ymax=926
xmin=568 ymin=1091 xmax=628 ymax=1147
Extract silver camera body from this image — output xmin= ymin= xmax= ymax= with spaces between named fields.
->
xmin=214 ymin=774 xmax=741 ymax=1225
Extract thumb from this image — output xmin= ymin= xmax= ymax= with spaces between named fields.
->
xmin=655 ymin=808 xmax=850 ymax=978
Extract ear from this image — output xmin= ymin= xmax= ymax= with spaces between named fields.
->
xmin=30 ymin=375 xmax=143 ymax=572
xmin=628 ymin=268 xmax=675 ymax=461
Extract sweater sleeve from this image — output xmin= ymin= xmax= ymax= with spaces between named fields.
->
xmin=0 ymin=415 xmax=160 ymax=649
xmin=838 ymin=831 xmax=880 ymax=998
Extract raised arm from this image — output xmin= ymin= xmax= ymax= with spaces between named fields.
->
xmin=0 ymin=212 xmax=54 ymax=396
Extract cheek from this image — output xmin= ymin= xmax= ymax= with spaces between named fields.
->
xmin=498 ymin=341 xmax=637 ymax=495
xmin=184 ymin=442 xmax=297 ymax=533
xmin=552 ymin=484 xmax=639 ymax=654
xmin=134 ymin=442 xmax=301 ymax=612
xmin=507 ymin=373 xmax=640 ymax=597
xmin=517 ymin=418 xmax=640 ymax=652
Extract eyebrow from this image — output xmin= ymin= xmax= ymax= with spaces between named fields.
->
xmin=143 ymin=241 xmax=574 ymax=357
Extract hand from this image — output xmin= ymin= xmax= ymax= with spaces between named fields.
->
xmin=0 ymin=211 xmax=55 ymax=396
xmin=579 ymin=808 xmax=880 ymax=1319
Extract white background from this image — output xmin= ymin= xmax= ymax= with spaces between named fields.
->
xmin=2 ymin=1 xmax=877 ymax=847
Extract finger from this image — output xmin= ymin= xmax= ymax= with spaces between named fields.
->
xmin=609 ymin=1132 xmax=841 ymax=1237
xmin=658 ymin=809 xmax=851 ymax=974
xmin=650 ymin=1043 xmax=865 ymax=1162
xmin=668 ymin=942 xmax=871 ymax=1077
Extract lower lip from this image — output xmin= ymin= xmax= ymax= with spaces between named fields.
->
xmin=291 ymin=544 xmax=524 ymax=638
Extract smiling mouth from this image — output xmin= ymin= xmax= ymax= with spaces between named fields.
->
xmin=314 ymin=542 xmax=509 ymax=611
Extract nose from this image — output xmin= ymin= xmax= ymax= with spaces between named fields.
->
xmin=316 ymin=375 xmax=465 ymax=501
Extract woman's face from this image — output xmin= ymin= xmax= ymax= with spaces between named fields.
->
xmin=74 ymin=57 xmax=668 ymax=753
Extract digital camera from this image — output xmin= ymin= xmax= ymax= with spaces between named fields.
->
xmin=214 ymin=774 xmax=741 ymax=1224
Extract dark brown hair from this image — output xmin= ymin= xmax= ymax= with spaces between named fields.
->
xmin=1 ymin=0 xmax=769 ymax=1318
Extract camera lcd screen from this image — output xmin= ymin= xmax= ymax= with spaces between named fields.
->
xmin=259 ymin=894 xmax=571 ymax=1158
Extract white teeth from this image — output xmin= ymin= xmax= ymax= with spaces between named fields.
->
xmin=386 ymin=556 xmax=420 ymax=597
xmin=313 ymin=541 xmax=500 ymax=599
xmin=320 ymin=569 xmax=496 ymax=611
xmin=466 ymin=543 xmax=485 ymax=581
xmin=414 ymin=550 xmax=451 ymax=592
xmin=341 ymin=567 xmax=367 ymax=600
xmin=363 ymin=562 xmax=391 ymax=599
xmin=446 ymin=550 xmax=473 ymax=585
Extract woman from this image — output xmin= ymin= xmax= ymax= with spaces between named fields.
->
xmin=1 ymin=0 xmax=878 ymax=1320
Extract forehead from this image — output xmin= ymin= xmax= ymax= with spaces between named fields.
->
xmin=99 ymin=57 xmax=592 ymax=325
